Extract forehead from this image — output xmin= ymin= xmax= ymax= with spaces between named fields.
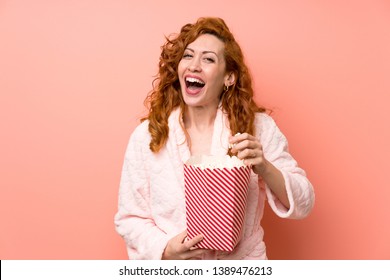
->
xmin=186 ymin=34 xmax=225 ymax=55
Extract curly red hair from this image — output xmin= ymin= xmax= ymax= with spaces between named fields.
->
xmin=142 ymin=17 xmax=265 ymax=153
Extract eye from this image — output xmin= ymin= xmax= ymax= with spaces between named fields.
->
xmin=204 ymin=57 xmax=215 ymax=63
xmin=182 ymin=53 xmax=193 ymax=59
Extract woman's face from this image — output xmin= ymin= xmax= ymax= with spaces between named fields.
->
xmin=178 ymin=34 xmax=231 ymax=109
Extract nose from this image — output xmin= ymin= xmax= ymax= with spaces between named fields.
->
xmin=187 ymin=58 xmax=201 ymax=72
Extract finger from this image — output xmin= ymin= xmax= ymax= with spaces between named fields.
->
xmin=177 ymin=230 xmax=188 ymax=243
xmin=229 ymin=133 xmax=256 ymax=144
xmin=228 ymin=134 xmax=241 ymax=148
xmin=237 ymin=148 xmax=261 ymax=161
xmin=183 ymin=248 xmax=210 ymax=259
xmin=189 ymin=245 xmax=198 ymax=251
xmin=243 ymin=157 xmax=261 ymax=167
xmin=183 ymin=233 xmax=204 ymax=250
xmin=231 ymin=139 xmax=261 ymax=154
xmin=231 ymin=140 xmax=253 ymax=153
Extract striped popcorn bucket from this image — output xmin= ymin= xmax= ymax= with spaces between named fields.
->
xmin=184 ymin=160 xmax=252 ymax=252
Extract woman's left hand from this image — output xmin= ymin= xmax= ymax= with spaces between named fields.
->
xmin=229 ymin=132 xmax=290 ymax=209
xmin=229 ymin=133 xmax=269 ymax=176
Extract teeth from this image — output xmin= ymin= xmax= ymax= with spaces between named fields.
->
xmin=185 ymin=77 xmax=205 ymax=85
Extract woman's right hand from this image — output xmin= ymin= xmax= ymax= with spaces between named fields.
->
xmin=162 ymin=230 xmax=209 ymax=260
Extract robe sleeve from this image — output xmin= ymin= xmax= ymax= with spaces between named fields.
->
xmin=114 ymin=122 xmax=170 ymax=259
xmin=257 ymin=114 xmax=315 ymax=219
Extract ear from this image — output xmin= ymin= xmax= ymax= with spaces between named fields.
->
xmin=224 ymin=72 xmax=236 ymax=87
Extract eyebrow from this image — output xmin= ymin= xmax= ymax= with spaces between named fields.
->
xmin=185 ymin=48 xmax=218 ymax=56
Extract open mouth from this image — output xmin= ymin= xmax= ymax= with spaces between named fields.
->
xmin=185 ymin=77 xmax=205 ymax=90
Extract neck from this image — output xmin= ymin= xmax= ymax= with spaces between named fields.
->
xmin=184 ymin=105 xmax=218 ymax=132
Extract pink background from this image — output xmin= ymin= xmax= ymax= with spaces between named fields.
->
xmin=1 ymin=0 xmax=389 ymax=259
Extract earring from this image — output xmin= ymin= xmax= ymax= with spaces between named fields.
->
xmin=224 ymin=85 xmax=230 ymax=92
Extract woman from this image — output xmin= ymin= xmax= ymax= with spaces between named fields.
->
xmin=114 ymin=17 xmax=314 ymax=260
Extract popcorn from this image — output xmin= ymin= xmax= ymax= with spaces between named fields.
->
xmin=228 ymin=132 xmax=241 ymax=150
xmin=184 ymin=154 xmax=251 ymax=252
xmin=187 ymin=155 xmax=245 ymax=169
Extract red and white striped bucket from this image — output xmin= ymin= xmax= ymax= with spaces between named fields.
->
xmin=184 ymin=160 xmax=251 ymax=252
